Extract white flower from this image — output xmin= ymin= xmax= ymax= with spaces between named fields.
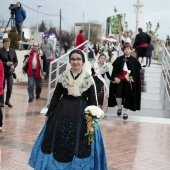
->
xmin=84 ymin=105 xmax=104 ymax=119
xmin=125 ymin=70 xmax=134 ymax=89
xmin=125 ymin=70 xmax=131 ymax=81
xmin=83 ymin=105 xmax=104 ymax=145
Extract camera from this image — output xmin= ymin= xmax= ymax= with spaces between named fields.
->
xmin=9 ymin=4 xmax=17 ymax=17
xmin=9 ymin=4 xmax=17 ymax=10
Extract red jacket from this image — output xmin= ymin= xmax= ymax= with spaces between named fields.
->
xmin=75 ymin=33 xmax=86 ymax=50
xmin=0 ymin=60 xmax=4 ymax=96
xmin=27 ymin=51 xmax=41 ymax=78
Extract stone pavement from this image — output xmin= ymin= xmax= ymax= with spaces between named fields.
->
xmin=0 ymin=63 xmax=170 ymax=169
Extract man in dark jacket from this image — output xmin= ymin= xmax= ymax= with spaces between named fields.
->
xmin=93 ymin=42 xmax=100 ymax=56
xmin=133 ymin=28 xmax=151 ymax=67
xmin=63 ymin=42 xmax=69 ymax=53
xmin=15 ymin=2 xmax=26 ymax=41
xmin=0 ymin=38 xmax=18 ymax=107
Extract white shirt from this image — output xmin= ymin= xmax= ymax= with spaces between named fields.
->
xmin=121 ymin=36 xmax=132 ymax=45
xmin=32 ymin=53 xmax=37 ymax=69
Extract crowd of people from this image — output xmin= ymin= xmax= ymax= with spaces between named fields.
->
xmin=28 ymin=27 xmax=152 ymax=169
xmin=0 ymin=26 xmax=153 ymax=169
xmin=27 ymin=41 xmax=143 ymax=169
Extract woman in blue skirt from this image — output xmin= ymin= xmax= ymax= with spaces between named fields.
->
xmin=28 ymin=49 xmax=108 ymax=170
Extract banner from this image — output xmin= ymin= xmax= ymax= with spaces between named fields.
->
xmin=109 ymin=14 xmax=124 ymax=35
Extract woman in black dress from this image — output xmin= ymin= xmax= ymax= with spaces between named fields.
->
xmin=28 ymin=49 xmax=108 ymax=170
xmin=92 ymin=54 xmax=113 ymax=112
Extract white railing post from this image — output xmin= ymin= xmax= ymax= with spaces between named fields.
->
xmin=162 ymin=45 xmax=170 ymax=101
xmin=56 ymin=60 xmax=60 ymax=86
xmin=47 ymin=62 xmax=52 ymax=106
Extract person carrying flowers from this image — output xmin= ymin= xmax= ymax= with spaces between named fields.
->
xmin=108 ymin=44 xmax=142 ymax=120
xmin=28 ymin=49 xmax=108 ymax=170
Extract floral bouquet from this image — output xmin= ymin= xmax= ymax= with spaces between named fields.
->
xmin=125 ymin=70 xmax=134 ymax=89
xmin=83 ymin=105 xmax=104 ymax=145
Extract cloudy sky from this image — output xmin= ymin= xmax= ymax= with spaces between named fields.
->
xmin=0 ymin=0 xmax=169 ymax=40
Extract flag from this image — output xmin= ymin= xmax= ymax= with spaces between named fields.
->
xmin=109 ymin=14 xmax=124 ymax=35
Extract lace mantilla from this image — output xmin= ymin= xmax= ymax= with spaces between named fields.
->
xmin=59 ymin=70 xmax=93 ymax=96
xmin=93 ymin=63 xmax=109 ymax=75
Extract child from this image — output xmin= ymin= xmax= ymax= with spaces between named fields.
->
xmin=146 ymin=43 xmax=154 ymax=67
xmin=108 ymin=44 xmax=141 ymax=120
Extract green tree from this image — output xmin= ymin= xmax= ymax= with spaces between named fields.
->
xmin=8 ymin=27 xmax=18 ymax=49
xmin=39 ymin=20 xmax=47 ymax=32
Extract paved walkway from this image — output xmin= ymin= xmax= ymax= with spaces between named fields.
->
xmin=0 ymin=63 xmax=170 ymax=170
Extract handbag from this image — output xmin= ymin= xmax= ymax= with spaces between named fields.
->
xmin=22 ymin=62 xmax=28 ymax=73
xmin=22 ymin=55 xmax=29 ymax=74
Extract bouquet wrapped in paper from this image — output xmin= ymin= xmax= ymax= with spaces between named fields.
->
xmin=125 ymin=70 xmax=134 ymax=89
xmin=83 ymin=105 xmax=104 ymax=145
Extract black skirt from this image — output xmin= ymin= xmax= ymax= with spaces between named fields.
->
xmin=93 ymin=76 xmax=104 ymax=105
xmin=41 ymin=95 xmax=91 ymax=163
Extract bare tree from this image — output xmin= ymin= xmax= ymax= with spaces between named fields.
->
xmin=81 ymin=21 xmax=102 ymax=44
xmin=47 ymin=27 xmax=75 ymax=47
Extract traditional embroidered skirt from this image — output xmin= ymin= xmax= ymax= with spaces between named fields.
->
xmin=28 ymin=95 xmax=107 ymax=170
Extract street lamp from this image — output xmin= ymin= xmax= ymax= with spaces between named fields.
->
xmin=114 ymin=6 xmax=117 ymax=13
xmin=166 ymin=35 xmax=170 ymax=47
xmin=125 ymin=22 xmax=128 ymax=32
xmin=37 ymin=4 xmax=42 ymax=32
xmin=133 ymin=0 xmax=143 ymax=35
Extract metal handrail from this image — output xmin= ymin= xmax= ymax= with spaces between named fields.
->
xmin=40 ymin=40 xmax=95 ymax=113
xmin=162 ymin=44 xmax=170 ymax=101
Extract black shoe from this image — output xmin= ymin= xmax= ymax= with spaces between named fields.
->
xmin=123 ymin=113 xmax=128 ymax=120
xmin=5 ymin=102 xmax=13 ymax=107
xmin=28 ymin=99 xmax=33 ymax=102
xmin=36 ymin=95 xmax=40 ymax=99
xmin=117 ymin=108 xmax=122 ymax=116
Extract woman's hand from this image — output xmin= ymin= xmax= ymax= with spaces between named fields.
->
xmin=114 ymin=77 xmax=121 ymax=84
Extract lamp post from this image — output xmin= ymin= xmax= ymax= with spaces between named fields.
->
xmin=166 ymin=35 xmax=170 ymax=47
xmin=133 ymin=0 xmax=143 ymax=35
xmin=125 ymin=22 xmax=128 ymax=32
xmin=37 ymin=4 xmax=42 ymax=32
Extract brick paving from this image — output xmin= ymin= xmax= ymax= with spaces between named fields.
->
xmin=0 ymin=85 xmax=170 ymax=170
